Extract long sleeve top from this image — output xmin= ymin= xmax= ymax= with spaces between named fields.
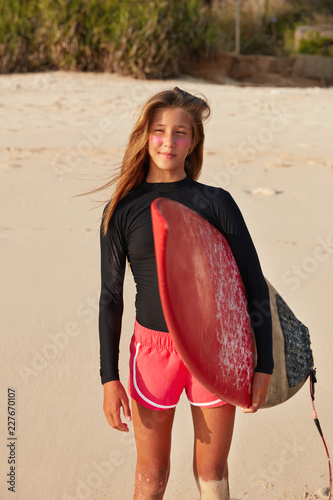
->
xmin=99 ymin=176 xmax=273 ymax=384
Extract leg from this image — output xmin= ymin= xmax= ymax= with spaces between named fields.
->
xmin=191 ymin=403 xmax=236 ymax=500
xmin=132 ymin=398 xmax=176 ymax=500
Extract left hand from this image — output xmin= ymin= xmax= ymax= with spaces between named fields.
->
xmin=241 ymin=372 xmax=272 ymax=413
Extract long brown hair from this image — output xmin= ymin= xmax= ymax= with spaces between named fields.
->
xmin=100 ymin=87 xmax=210 ymax=235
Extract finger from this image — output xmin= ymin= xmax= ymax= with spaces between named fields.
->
xmin=105 ymin=406 xmax=129 ymax=432
xmin=121 ymin=397 xmax=132 ymax=422
xmin=241 ymin=405 xmax=258 ymax=414
xmin=248 ymin=398 xmax=262 ymax=412
xmin=117 ymin=422 xmax=130 ymax=432
xmin=240 ymin=391 xmax=260 ymax=413
xmin=112 ymin=408 xmax=130 ymax=432
xmin=250 ymin=398 xmax=259 ymax=410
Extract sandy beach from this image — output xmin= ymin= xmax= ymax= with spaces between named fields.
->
xmin=1 ymin=70 xmax=332 ymax=500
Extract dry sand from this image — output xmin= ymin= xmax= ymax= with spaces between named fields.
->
xmin=0 ymin=71 xmax=332 ymax=500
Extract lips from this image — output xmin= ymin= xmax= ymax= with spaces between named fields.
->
xmin=160 ymin=152 xmax=176 ymax=159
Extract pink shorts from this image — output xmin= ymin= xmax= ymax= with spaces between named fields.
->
xmin=128 ymin=320 xmax=226 ymax=411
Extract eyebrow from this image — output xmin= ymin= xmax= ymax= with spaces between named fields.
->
xmin=153 ymin=123 xmax=190 ymax=130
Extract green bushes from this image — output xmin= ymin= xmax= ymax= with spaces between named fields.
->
xmin=1 ymin=0 xmax=333 ymax=77
xmin=299 ymin=30 xmax=333 ymax=56
xmin=0 ymin=0 xmax=219 ymax=77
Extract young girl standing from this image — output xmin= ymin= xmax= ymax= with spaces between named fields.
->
xmin=98 ymin=87 xmax=273 ymax=499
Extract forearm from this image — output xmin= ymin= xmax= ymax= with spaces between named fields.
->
xmin=99 ymin=291 xmax=123 ymax=384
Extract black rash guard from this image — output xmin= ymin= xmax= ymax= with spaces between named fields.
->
xmin=99 ymin=176 xmax=273 ymax=384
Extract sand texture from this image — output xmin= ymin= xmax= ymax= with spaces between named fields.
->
xmin=1 ymin=71 xmax=332 ymax=500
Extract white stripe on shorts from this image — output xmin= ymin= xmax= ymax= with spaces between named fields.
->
xmin=187 ymin=397 xmax=223 ymax=407
xmin=133 ymin=343 xmax=178 ymax=410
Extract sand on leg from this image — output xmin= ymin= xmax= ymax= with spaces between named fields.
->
xmin=132 ymin=399 xmax=176 ymax=500
xmin=191 ymin=403 xmax=236 ymax=500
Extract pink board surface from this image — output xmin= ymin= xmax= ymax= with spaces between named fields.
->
xmin=151 ymin=198 xmax=255 ymax=408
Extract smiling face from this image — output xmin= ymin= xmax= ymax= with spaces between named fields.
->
xmin=147 ymin=107 xmax=193 ymax=182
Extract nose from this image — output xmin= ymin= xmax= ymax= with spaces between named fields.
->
xmin=163 ymin=132 xmax=176 ymax=148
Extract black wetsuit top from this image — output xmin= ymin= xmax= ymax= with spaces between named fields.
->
xmin=99 ymin=176 xmax=273 ymax=384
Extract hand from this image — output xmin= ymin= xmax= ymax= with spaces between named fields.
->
xmin=241 ymin=372 xmax=272 ymax=413
xmin=103 ymin=380 xmax=132 ymax=432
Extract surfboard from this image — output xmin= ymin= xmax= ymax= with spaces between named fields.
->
xmin=151 ymin=197 xmax=255 ymax=408
xmin=151 ymin=198 xmax=314 ymax=409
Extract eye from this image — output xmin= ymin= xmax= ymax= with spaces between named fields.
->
xmin=154 ymin=129 xmax=164 ymax=133
xmin=177 ymin=131 xmax=186 ymax=135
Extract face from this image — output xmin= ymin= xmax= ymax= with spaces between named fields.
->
xmin=147 ymin=107 xmax=193 ymax=181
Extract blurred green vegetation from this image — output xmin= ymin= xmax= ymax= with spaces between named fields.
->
xmin=0 ymin=0 xmax=333 ymax=77
xmin=299 ymin=31 xmax=333 ymax=56
xmin=0 ymin=0 xmax=219 ymax=76
xmin=213 ymin=0 xmax=333 ymax=57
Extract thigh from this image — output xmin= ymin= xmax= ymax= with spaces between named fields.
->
xmin=191 ymin=403 xmax=236 ymax=478
xmin=132 ymin=398 xmax=176 ymax=464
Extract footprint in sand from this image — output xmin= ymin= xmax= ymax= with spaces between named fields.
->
xmin=267 ymin=161 xmax=293 ymax=168
xmin=302 ymin=486 xmax=330 ymax=498
xmin=317 ymin=486 xmax=330 ymax=498
xmin=6 ymin=147 xmax=22 ymax=153
xmin=307 ymin=159 xmax=330 ymax=167
xmin=247 ymin=187 xmax=283 ymax=196
xmin=0 ymin=163 xmax=22 ymax=170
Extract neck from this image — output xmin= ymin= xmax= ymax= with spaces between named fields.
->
xmin=146 ymin=169 xmax=186 ymax=183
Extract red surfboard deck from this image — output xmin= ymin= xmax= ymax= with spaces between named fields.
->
xmin=151 ymin=198 xmax=255 ymax=408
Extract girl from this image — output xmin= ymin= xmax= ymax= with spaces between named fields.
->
xmin=98 ymin=87 xmax=273 ymax=499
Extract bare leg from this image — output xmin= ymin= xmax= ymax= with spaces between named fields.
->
xmin=191 ymin=404 xmax=236 ymax=500
xmin=132 ymin=399 xmax=176 ymax=500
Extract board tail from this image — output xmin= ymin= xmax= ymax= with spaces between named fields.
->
xmin=262 ymin=279 xmax=314 ymax=408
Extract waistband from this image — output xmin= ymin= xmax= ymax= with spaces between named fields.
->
xmin=134 ymin=319 xmax=177 ymax=352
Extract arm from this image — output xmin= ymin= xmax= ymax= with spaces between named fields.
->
xmin=99 ymin=208 xmax=132 ymax=430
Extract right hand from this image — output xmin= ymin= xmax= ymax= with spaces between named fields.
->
xmin=103 ymin=380 xmax=132 ymax=432
xmin=241 ymin=372 xmax=272 ymax=414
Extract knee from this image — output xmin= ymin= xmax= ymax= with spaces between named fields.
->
xmin=135 ymin=464 xmax=170 ymax=496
